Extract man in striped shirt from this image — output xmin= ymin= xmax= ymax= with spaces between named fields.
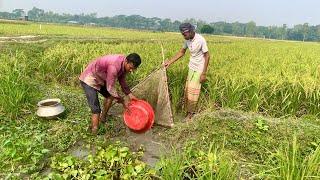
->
xmin=164 ymin=23 xmax=210 ymax=121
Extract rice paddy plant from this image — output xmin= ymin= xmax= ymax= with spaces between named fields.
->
xmin=156 ymin=141 xmax=237 ymax=179
xmin=2 ymin=22 xmax=320 ymax=179
xmin=15 ymin=37 xmax=320 ymax=119
xmin=166 ymin=66 xmax=188 ymax=114
xmin=37 ymin=41 xmax=166 ymax=86
xmin=155 ymin=149 xmax=185 ymax=179
xmin=208 ymin=40 xmax=320 ymax=116
xmin=252 ymin=136 xmax=320 ymax=179
xmin=3 ymin=22 xmax=320 ymax=118
xmin=203 ymin=77 xmax=320 ymax=117
xmin=0 ymin=52 xmax=36 ymax=119
xmin=0 ymin=22 xmax=181 ymax=41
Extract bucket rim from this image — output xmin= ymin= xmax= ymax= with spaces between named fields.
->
xmin=37 ymin=98 xmax=61 ymax=107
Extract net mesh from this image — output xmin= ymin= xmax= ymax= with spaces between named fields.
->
xmin=109 ymin=67 xmax=174 ymax=127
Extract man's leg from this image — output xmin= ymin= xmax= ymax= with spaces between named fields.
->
xmin=101 ymin=96 xmax=114 ymax=123
xmin=80 ymin=81 xmax=102 ymax=134
xmin=185 ymin=70 xmax=202 ymax=121
xmin=91 ymin=113 xmax=99 ymax=134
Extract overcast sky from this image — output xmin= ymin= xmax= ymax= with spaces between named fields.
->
xmin=0 ymin=0 xmax=319 ymax=27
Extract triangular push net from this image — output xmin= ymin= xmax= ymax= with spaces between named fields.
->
xmin=109 ymin=67 xmax=174 ymax=127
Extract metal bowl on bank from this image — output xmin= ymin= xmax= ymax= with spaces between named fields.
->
xmin=36 ymin=98 xmax=65 ymax=119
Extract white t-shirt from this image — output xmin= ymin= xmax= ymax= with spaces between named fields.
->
xmin=183 ymin=33 xmax=209 ymax=72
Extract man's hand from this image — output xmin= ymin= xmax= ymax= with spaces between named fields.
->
xmin=200 ymin=73 xmax=207 ymax=83
xmin=116 ymin=97 xmax=124 ymax=104
xmin=128 ymin=93 xmax=138 ymax=101
xmin=116 ymin=97 xmax=130 ymax=110
xmin=163 ymin=60 xmax=171 ymax=68
xmin=122 ymin=100 xmax=129 ymax=110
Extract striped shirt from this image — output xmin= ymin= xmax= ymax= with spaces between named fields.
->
xmin=183 ymin=33 xmax=209 ymax=72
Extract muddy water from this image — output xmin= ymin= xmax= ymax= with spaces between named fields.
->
xmin=67 ymin=119 xmax=166 ymax=167
xmin=105 ymin=116 xmax=167 ymax=166
xmin=40 ymin=122 xmax=167 ymax=177
xmin=122 ymin=128 xmax=164 ymax=167
xmin=68 ymin=140 xmax=92 ymax=159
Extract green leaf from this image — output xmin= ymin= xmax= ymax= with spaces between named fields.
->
xmin=105 ymin=149 xmax=117 ymax=159
xmin=60 ymin=162 xmax=69 ymax=168
xmin=41 ymin=149 xmax=50 ymax=154
xmin=3 ymin=139 xmax=11 ymax=146
xmin=120 ymin=147 xmax=129 ymax=152
xmin=120 ymin=151 xmax=128 ymax=157
xmin=33 ymin=152 xmax=42 ymax=156
xmin=134 ymin=164 xmax=145 ymax=173
xmin=66 ymin=156 xmax=74 ymax=166
xmin=70 ymin=169 xmax=78 ymax=177
xmin=14 ymin=156 xmax=23 ymax=161
xmin=10 ymin=149 xmax=16 ymax=158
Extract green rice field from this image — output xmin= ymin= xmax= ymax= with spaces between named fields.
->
xmin=0 ymin=21 xmax=319 ymax=179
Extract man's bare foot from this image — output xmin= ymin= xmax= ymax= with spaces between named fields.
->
xmin=91 ymin=126 xmax=98 ymax=135
xmin=100 ymin=114 xmax=107 ymax=123
xmin=184 ymin=112 xmax=194 ymax=123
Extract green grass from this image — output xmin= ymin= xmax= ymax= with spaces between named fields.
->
xmin=251 ymin=136 xmax=320 ymax=179
xmin=0 ymin=52 xmax=37 ymax=118
xmin=2 ymin=22 xmax=320 ymax=117
xmin=161 ymin=109 xmax=320 ymax=179
xmin=0 ymin=22 xmax=320 ymax=179
xmin=0 ymin=22 xmax=179 ymax=40
xmin=156 ymin=141 xmax=238 ymax=179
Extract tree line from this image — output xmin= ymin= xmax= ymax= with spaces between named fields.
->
xmin=1 ymin=7 xmax=320 ymax=42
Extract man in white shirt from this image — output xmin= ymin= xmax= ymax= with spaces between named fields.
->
xmin=164 ymin=23 xmax=210 ymax=121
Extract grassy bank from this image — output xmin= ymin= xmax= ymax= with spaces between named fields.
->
xmin=0 ymin=22 xmax=320 ymax=178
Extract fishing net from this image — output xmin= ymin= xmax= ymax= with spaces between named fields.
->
xmin=109 ymin=67 xmax=174 ymax=127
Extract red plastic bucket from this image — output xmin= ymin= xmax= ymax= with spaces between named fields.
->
xmin=123 ymin=100 xmax=154 ymax=133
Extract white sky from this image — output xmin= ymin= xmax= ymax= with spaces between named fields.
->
xmin=0 ymin=0 xmax=319 ymax=27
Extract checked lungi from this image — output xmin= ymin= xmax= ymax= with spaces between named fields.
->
xmin=184 ymin=69 xmax=202 ymax=113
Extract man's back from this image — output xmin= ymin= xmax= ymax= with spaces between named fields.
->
xmin=79 ymin=54 xmax=126 ymax=90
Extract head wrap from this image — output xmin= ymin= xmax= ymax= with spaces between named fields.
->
xmin=179 ymin=23 xmax=195 ymax=33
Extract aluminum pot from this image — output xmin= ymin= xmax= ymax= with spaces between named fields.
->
xmin=36 ymin=98 xmax=65 ymax=119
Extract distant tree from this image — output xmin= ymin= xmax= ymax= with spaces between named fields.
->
xmin=43 ymin=11 xmax=61 ymax=23
xmin=79 ymin=13 xmax=97 ymax=24
xmin=267 ymin=26 xmax=272 ymax=39
xmin=232 ymin=22 xmax=242 ymax=35
xmin=302 ymin=23 xmax=309 ymax=41
xmin=12 ymin=9 xmax=25 ymax=18
xmin=316 ymin=25 xmax=320 ymax=40
xmin=196 ymin=20 xmax=206 ymax=32
xmin=246 ymin=21 xmax=256 ymax=36
xmin=183 ymin=18 xmax=197 ymax=26
xmin=223 ymin=23 xmax=233 ymax=34
xmin=256 ymin=26 xmax=268 ymax=38
xmin=1 ymin=7 xmax=320 ymax=42
xmin=288 ymin=24 xmax=304 ymax=41
xmin=27 ymin=7 xmax=44 ymax=21
xmin=0 ymin=11 xmax=14 ymax=19
xmin=200 ymin=24 xmax=214 ymax=34
xmin=307 ymin=26 xmax=319 ymax=41
xmin=213 ymin=21 xmax=225 ymax=34
xmin=281 ymin=24 xmax=287 ymax=40
xmin=172 ymin=20 xmax=181 ymax=31
xmin=159 ymin=18 xmax=172 ymax=31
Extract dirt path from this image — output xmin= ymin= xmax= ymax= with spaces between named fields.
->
xmin=0 ymin=35 xmax=47 ymax=43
